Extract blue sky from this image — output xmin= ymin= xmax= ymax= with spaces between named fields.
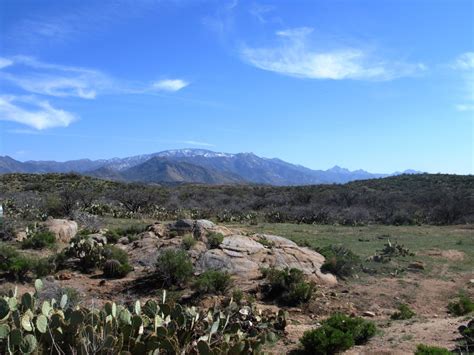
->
xmin=0 ymin=0 xmax=472 ymax=174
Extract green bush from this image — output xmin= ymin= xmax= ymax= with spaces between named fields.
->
xmin=318 ymin=245 xmax=360 ymax=279
xmin=415 ymin=344 xmax=451 ymax=355
xmin=21 ymin=231 xmax=56 ymax=250
xmin=104 ymin=229 xmax=120 ymax=244
xmin=194 ymin=270 xmax=232 ymax=295
xmin=262 ymin=267 xmax=314 ymax=306
xmin=232 ymin=289 xmax=244 ymax=305
xmin=0 ymin=245 xmax=54 ymax=280
xmin=391 ymin=303 xmax=416 ymax=320
xmin=182 ymin=235 xmax=196 ymax=250
xmin=299 ymin=313 xmax=376 ymax=354
xmin=155 ymin=249 xmax=193 ymax=287
xmin=448 ymin=293 xmax=474 ymax=316
xmin=103 ymin=245 xmax=128 ymax=264
xmin=207 ymin=232 xmax=224 ymax=249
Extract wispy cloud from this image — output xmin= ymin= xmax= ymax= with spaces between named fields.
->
xmin=241 ymin=27 xmax=425 ymax=81
xmin=6 ymin=1 xmax=163 ymax=50
xmin=152 ymin=79 xmax=189 ymax=92
xmin=0 ymin=58 xmax=13 ymax=69
xmin=1 ymin=56 xmax=190 ymax=98
xmin=451 ymin=52 xmax=474 ymax=112
xmin=0 ymin=56 xmax=111 ymax=99
xmin=0 ymin=95 xmax=77 ymax=130
xmin=249 ymin=3 xmax=276 ymax=24
xmin=0 ymin=56 xmax=197 ymax=130
xmin=452 ymin=52 xmax=474 ymax=70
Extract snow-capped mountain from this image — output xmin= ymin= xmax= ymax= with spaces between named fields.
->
xmin=0 ymin=149 xmax=421 ymax=185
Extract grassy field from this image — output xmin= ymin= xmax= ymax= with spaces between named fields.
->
xmin=231 ymin=223 xmax=474 ymax=275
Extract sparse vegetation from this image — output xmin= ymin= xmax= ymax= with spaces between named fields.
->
xmin=0 ymin=171 xmax=472 ymax=353
xmin=415 ymin=344 xmax=451 ymax=355
xmin=1 ymin=173 xmax=472 ymax=225
xmin=299 ymin=313 xmax=376 ymax=354
xmin=391 ymin=303 xmax=416 ymax=320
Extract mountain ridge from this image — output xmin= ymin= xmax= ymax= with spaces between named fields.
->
xmin=0 ymin=149 xmax=422 ymax=185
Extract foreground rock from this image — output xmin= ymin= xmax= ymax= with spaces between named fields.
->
xmin=126 ymin=220 xmax=336 ymax=285
xmin=43 ymin=218 xmax=78 ymax=243
xmin=196 ymin=234 xmax=336 ymax=285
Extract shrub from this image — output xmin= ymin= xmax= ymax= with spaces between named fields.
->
xmin=182 ymin=235 xmax=197 ymax=250
xmin=318 ymin=245 xmax=360 ymax=279
xmin=391 ymin=303 xmax=416 ymax=320
xmin=21 ymin=231 xmax=56 ymax=250
xmin=155 ymin=249 xmax=193 ymax=287
xmin=0 ymin=245 xmax=54 ymax=279
xmin=232 ymin=289 xmax=244 ymax=305
xmin=104 ymin=229 xmax=120 ymax=244
xmin=47 ymin=250 xmax=69 ymax=272
xmin=207 ymin=232 xmax=224 ymax=249
xmin=33 ymin=258 xmax=55 ymax=278
xmin=415 ymin=344 xmax=451 ymax=355
xmin=0 ymin=219 xmax=16 ymax=241
xmin=103 ymin=245 xmax=129 ymax=264
xmin=262 ymin=267 xmax=314 ymax=306
xmin=299 ymin=313 xmax=376 ymax=354
xmin=0 ymin=245 xmax=33 ymax=280
xmin=458 ymin=319 xmax=474 ymax=353
xmin=194 ymin=270 xmax=232 ymax=295
xmin=448 ymin=293 xmax=474 ymax=316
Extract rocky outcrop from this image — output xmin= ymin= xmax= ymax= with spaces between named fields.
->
xmin=125 ymin=220 xmax=336 ymax=285
xmin=43 ymin=218 xmax=78 ymax=243
xmin=195 ymin=234 xmax=336 ymax=285
xmin=168 ymin=219 xmax=194 ymax=235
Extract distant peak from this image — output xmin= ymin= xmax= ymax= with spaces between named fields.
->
xmin=156 ymin=149 xmax=234 ymax=158
xmin=327 ymin=165 xmax=351 ymax=174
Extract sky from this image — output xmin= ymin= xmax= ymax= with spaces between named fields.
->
xmin=0 ymin=0 xmax=473 ymax=174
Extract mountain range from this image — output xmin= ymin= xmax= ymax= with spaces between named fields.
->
xmin=0 ymin=149 xmax=420 ymax=185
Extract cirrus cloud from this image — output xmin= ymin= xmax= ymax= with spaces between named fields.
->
xmin=241 ymin=27 xmax=425 ymax=81
xmin=152 ymin=79 xmax=189 ymax=92
xmin=0 ymin=95 xmax=77 ymax=130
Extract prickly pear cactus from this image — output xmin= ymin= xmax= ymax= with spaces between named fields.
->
xmin=66 ymin=236 xmax=105 ymax=271
xmin=0 ymin=280 xmax=283 ymax=354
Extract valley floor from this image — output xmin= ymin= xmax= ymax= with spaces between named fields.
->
xmin=2 ymin=222 xmax=473 ymax=354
